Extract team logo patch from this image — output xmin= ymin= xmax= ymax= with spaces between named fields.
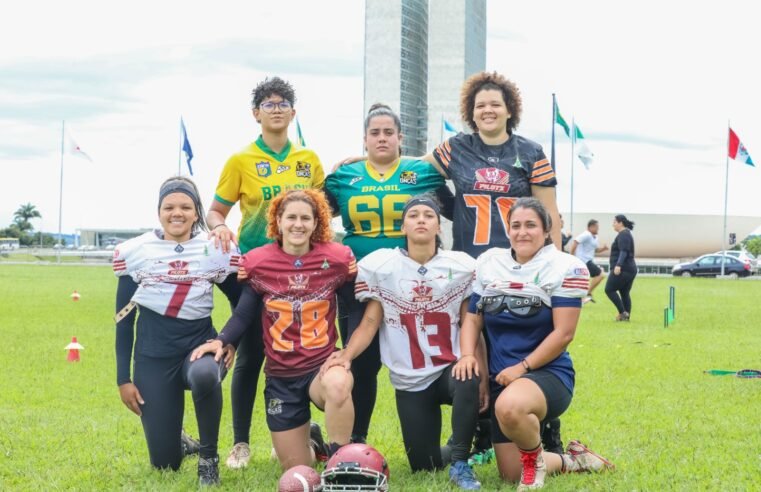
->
xmin=321 ymin=259 xmax=330 ymax=270
xmin=410 ymin=280 xmax=433 ymax=302
xmin=267 ymin=398 xmax=283 ymax=416
xmin=288 ymin=273 xmax=310 ymax=291
xmin=295 ymin=161 xmax=312 ymax=178
xmin=474 ymin=167 xmax=510 ymax=192
xmin=276 ymin=164 xmax=290 ymax=174
xmin=168 ymin=260 xmax=189 ymax=276
xmin=513 ymin=156 xmax=523 ymax=169
xmin=573 ymin=267 xmax=590 ymax=276
xmin=349 ymin=176 xmax=363 ymax=186
xmin=256 ymin=161 xmax=272 ymax=177
xmin=487 ymin=156 xmax=499 ymax=164
xmin=399 ymin=171 xmax=417 ymax=184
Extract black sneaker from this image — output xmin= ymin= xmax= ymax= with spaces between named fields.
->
xmin=310 ymin=422 xmax=328 ymax=462
xmin=181 ymin=430 xmax=200 ymax=456
xmin=540 ymin=418 xmax=564 ymax=455
xmin=198 ymin=455 xmax=220 ymax=486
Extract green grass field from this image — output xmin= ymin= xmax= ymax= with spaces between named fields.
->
xmin=1 ymin=264 xmax=759 ymax=491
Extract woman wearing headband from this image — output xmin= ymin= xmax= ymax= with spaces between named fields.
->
xmin=192 ymin=189 xmax=357 ymax=471
xmin=324 ymin=103 xmax=454 ymax=445
xmin=113 ymin=176 xmax=239 ymax=485
xmin=453 ymin=197 xmax=613 ymax=490
xmin=322 ymin=195 xmax=485 ymax=490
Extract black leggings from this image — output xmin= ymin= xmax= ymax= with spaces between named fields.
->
xmin=395 ymin=365 xmax=480 ymax=471
xmin=133 ymin=353 xmax=226 ymax=468
xmin=337 ymin=281 xmax=381 ymax=441
xmin=230 ymin=301 xmax=265 ymax=444
xmin=605 ymin=269 xmax=637 ymax=314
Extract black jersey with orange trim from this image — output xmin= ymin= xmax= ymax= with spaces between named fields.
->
xmin=433 ymin=132 xmax=556 ymax=258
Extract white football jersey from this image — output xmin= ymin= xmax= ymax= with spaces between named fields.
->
xmin=356 ymin=248 xmax=475 ymax=391
xmin=473 ymin=244 xmax=589 ymax=303
xmin=113 ymin=231 xmax=239 ymax=320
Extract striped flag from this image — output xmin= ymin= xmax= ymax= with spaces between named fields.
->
xmin=296 ymin=116 xmax=306 ymax=147
xmin=728 ymin=128 xmax=754 ymax=166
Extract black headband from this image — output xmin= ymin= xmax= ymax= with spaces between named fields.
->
xmin=402 ymin=197 xmax=441 ymax=221
xmin=158 ymin=180 xmax=200 ymax=211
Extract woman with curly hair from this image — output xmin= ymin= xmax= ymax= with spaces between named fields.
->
xmin=192 ymin=189 xmax=357 ymax=470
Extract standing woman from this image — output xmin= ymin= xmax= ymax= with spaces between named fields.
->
xmin=193 ymin=189 xmax=356 ymax=471
xmin=206 ymin=76 xmax=326 ymax=468
xmin=324 ymin=103 xmax=453 ymax=445
xmin=605 ymin=214 xmax=636 ymax=321
xmin=114 ymin=177 xmax=239 ymax=485
xmin=453 ymin=197 xmax=613 ymax=490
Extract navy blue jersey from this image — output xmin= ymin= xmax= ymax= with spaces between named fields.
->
xmin=433 ymin=132 xmax=556 ymax=258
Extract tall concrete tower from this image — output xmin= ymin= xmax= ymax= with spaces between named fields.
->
xmin=364 ymin=0 xmax=485 ymax=156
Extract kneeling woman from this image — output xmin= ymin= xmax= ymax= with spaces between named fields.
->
xmin=192 ymin=189 xmax=356 ymax=470
xmin=454 ymin=197 xmax=614 ymax=491
xmin=114 ymin=177 xmax=239 ymax=485
xmin=323 ymin=196 xmax=487 ymax=490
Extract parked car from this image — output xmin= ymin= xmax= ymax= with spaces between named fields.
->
xmin=672 ymin=254 xmax=751 ymax=278
xmin=714 ymin=250 xmax=757 ymax=272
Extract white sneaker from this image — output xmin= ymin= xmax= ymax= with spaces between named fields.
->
xmin=517 ymin=447 xmax=546 ymax=491
xmin=563 ymin=440 xmax=615 ymax=472
xmin=226 ymin=442 xmax=250 ymax=469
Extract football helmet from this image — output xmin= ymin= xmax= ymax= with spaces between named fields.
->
xmin=320 ymin=443 xmax=389 ymax=491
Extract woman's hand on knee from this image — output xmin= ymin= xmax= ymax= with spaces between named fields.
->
xmin=452 ymin=354 xmax=479 ymax=381
xmin=320 ymin=350 xmax=352 ymax=377
xmin=479 ymin=379 xmax=490 ymax=413
xmin=222 ymin=344 xmax=236 ymax=369
xmin=118 ymin=383 xmax=144 ymax=416
xmin=190 ymin=339 xmax=224 ymax=363
xmin=495 ymin=363 xmax=526 ymax=387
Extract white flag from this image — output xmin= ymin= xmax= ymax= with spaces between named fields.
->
xmin=574 ymin=124 xmax=593 ymax=169
xmin=65 ymin=128 xmax=93 ymax=162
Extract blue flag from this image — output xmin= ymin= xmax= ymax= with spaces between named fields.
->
xmin=443 ymin=119 xmax=457 ymax=133
xmin=181 ymin=117 xmax=194 ymax=175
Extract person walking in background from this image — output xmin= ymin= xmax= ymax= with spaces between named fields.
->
xmin=559 ymin=214 xmax=572 ymax=253
xmin=206 ymin=76 xmax=326 ymax=469
xmin=570 ymin=219 xmax=608 ymax=304
xmin=605 ymin=215 xmax=636 ymax=321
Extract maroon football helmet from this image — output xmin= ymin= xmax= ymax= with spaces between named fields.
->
xmin=320 ymin=443 xmax=389 ymax=491
xmin=279 ymin=464 xmax=322 ymax=492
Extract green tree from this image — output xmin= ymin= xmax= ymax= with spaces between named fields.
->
xmin=13 ymin=203 xmax=41 ymax=232
xmin=742 ymin=236 xmax=761 ymax=257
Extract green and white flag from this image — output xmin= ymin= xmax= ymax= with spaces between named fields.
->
xmin=573 ymin=124 xmax=594 ymax=169
xmin=554 ymin=101 xmax=571 ymax=138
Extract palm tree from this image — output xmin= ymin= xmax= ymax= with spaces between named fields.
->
xmin=13 ymin=203 xmax=41 ymax=232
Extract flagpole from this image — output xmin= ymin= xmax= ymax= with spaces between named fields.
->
xmin=178 ymin=117 xmax=183 ymax=176
xmin=569 ymin=116 xmax=576 ymax=236
xmin=721 ymin=120 xmax=730 ymax=276
xmin=550 ymin=93 xmax=557 ymax=170
xmin=57 ymin=120 xmax=65 ymax=263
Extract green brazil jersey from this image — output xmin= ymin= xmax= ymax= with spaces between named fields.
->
xmin=325 ymin=158 xmax=444 ymax=261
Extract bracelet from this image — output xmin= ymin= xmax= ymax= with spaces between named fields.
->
xmin=212 ymin=223 xmax=228 ymax=230
xmin=521 ymin=359 xmax=531 ymax=372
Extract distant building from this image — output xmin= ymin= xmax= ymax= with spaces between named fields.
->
xmin=364 ymin=0 xmax=486 ymax=155
xmin=77 ymin=228 xmax=151 ymax=248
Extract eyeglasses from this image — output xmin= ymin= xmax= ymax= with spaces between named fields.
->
xmin=259 ymin=100 xmax=293 ymax=113
xmin=476 ymin=294 xmax=543 ymax=317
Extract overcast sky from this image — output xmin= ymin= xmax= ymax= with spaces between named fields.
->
xmin=1 ymin=0 xmax=759 ymax=237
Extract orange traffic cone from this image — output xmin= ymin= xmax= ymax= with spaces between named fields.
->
xmin=65 ymin=336 xmax=84 ymax=362
xmin=71 ymin=290 xmax=81 ymax=301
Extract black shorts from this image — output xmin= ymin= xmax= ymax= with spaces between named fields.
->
xmin=586 ymin=260 xmax=602 ymax=278
xmin=264 ymin=370 xmax=322 ymax=432
xmin=489 ymin=369 xmax=572 ymax=444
